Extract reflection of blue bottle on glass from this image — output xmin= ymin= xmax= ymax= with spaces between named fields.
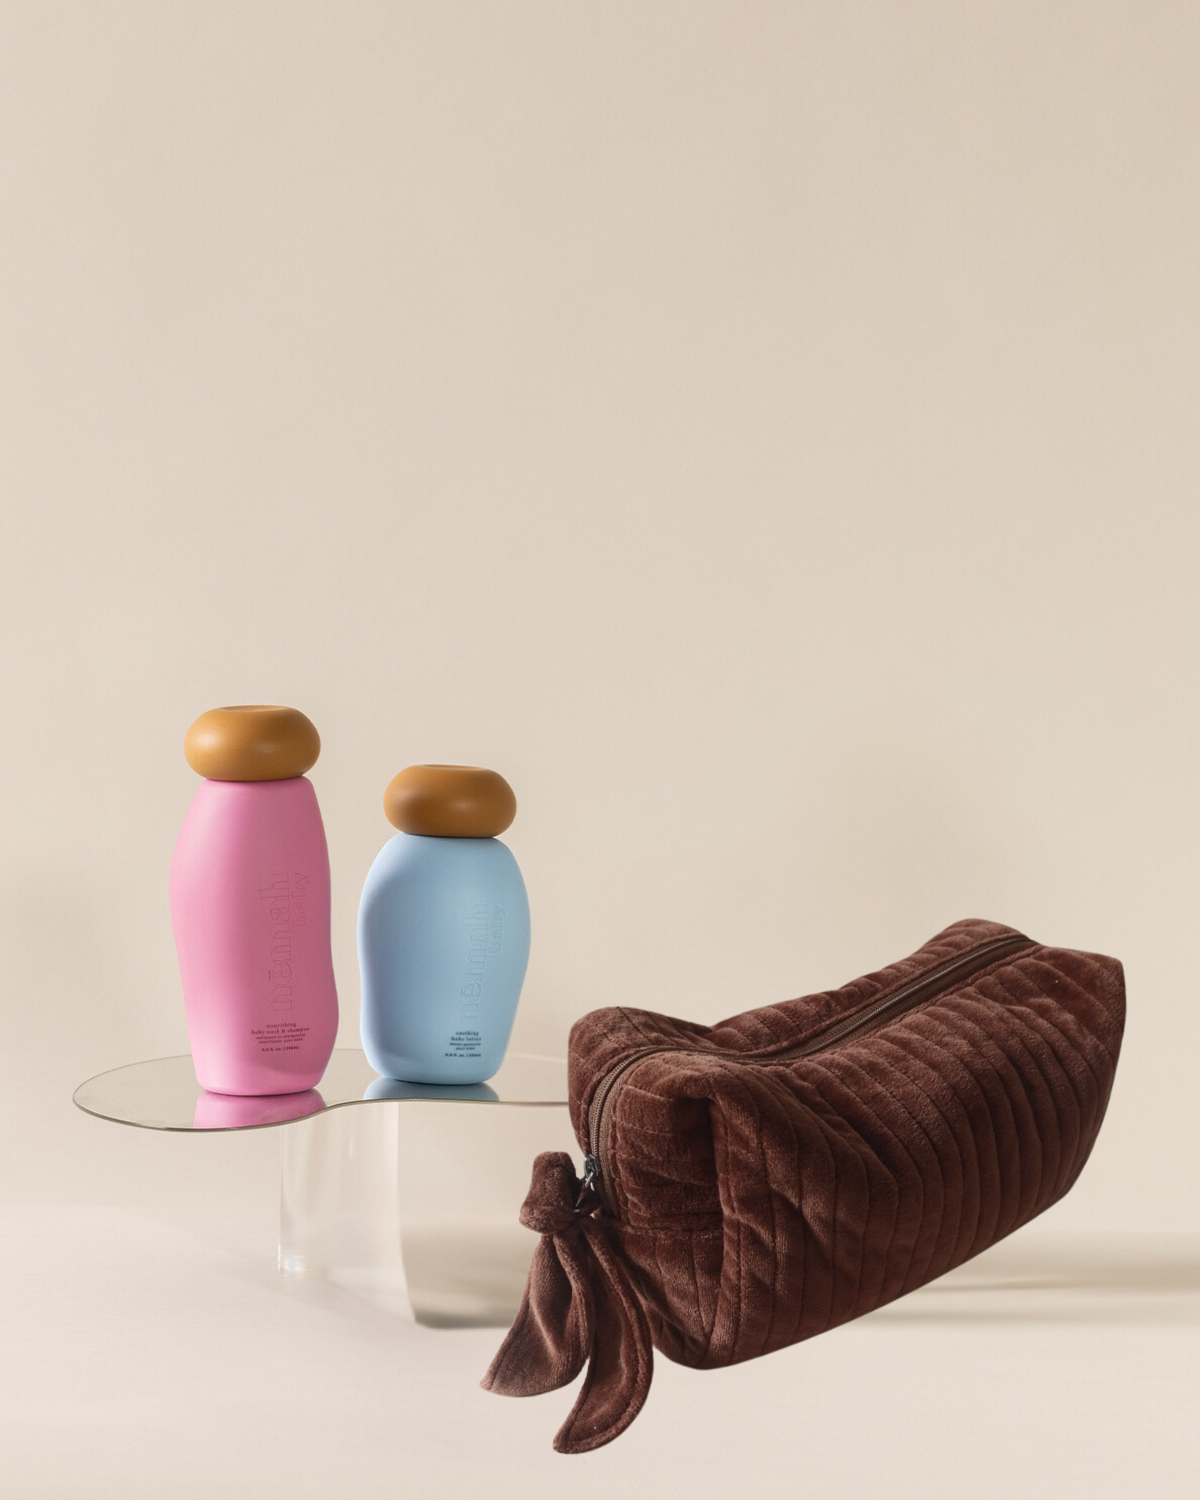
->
xmin=363 ymin=1076 xmax=499 ymax=1103
xmin=358 ymin=766 xmax=531 ymax=1085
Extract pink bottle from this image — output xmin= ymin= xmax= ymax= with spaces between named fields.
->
xmin=169 ymin=705 xmax=339 ymax=1095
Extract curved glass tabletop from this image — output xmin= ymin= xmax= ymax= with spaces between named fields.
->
xmin=74 ymin=1049 xmax=568 ymax=1132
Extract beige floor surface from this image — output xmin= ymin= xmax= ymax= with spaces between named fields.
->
xmin=1 ymin=1200 xmax=1196 ymax=1500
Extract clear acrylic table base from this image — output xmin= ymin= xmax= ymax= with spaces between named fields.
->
xmin=277 ymin=1097 xmax=575 ymax=1327
xmin=280 ymin=1102 xmax=413 ymax=1318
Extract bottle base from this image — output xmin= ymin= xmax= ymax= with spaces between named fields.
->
xmin=363 ymin=1052 xmax=500 ymax=1088
xmin=194 ymin=1067 xmax=328 ymax=1098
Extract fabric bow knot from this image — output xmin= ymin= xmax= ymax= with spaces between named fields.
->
xmin=481 ymin=1151 xmax=653 ymax=1454
xmin=516 ymin=1152 xmax=593 ymax=1235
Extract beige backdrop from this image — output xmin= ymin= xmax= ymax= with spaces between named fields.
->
xmin=2 ymin=3 xmax=1197 ymax=1236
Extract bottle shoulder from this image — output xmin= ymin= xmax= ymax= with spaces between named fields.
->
xmin=185 ymin=774 xmax=319 ymax=816
xmin=174 ymin=776 xmax=325 ymax=859
xmin=361 ymin=832 xmax=525 ymax=894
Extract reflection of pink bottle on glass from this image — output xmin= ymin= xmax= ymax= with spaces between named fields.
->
xmin=192 ymin=1088 xmax=326 ymax=1129
xmin=169 ymin=705 xmax=339 ymax=1096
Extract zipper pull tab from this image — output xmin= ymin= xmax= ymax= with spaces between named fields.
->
xmin=575 ymin=1154 xmax=600 ymax=1212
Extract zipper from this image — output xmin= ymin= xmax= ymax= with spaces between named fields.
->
xmin=581 ymin=930 xmax=1036 ymax=1216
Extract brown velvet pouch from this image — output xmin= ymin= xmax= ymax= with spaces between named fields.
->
xmin=483 ymin=917 xmax=1125 ymax=1453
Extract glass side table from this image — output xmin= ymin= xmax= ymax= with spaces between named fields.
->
xmin=74 ymin=1049 xmax=569 ymax=1327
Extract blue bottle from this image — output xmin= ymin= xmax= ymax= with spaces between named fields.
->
xmin=358 ymin=765 xmax=531 ymax=1084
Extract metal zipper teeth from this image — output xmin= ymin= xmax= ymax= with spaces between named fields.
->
xmin=583 ymin=931 xmax=1036 ymax=1215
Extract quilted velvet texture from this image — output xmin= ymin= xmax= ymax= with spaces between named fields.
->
xmin=484 ymin=918 xmax=1126 ymax=1453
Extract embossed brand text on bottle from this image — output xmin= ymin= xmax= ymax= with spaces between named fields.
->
xmin=445 ymin=905 xmax=504 ymax=1057
xmin=258 ymin=871 xmax=309 ymax=1012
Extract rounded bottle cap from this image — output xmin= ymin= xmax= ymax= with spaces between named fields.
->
xmin=184 ymin=705 xmax=320 ymax=781
xmin=384 ymin=765 xmax=516 ymax=837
